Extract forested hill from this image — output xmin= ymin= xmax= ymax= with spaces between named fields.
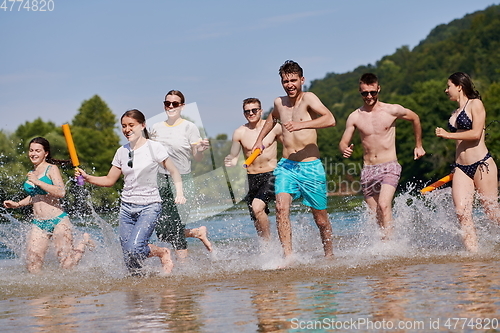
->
xmin=310 ymin=4 xmax=500 ymax=193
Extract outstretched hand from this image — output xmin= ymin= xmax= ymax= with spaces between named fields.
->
xmin=3 ymin=200 xmax=18 ymax=209
xmin=196 ymin=138 xmax=210 ymax=152
xmin=174 ymin=194 xmax=186 ymax=205
xmin=224 ymin=154 xmax=237 ymax=167
xmin=75 ymin=167 xmax=88 ymax=179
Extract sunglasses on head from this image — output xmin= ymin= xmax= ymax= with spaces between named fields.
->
xmin=128 ymin=150 xmax=134 ymax=168
xmin=360 ymin=90 xmax=378 ymax=97
xmin=163 ymin=101 xmax=182 ymax=108
xmin=243 ymin=108 xmax=260 ymax=115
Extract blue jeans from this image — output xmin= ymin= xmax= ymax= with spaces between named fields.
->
xmin=119 ymin=201 xmax=161 ymax=272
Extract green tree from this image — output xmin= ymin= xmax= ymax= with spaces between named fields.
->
xmin=71 ymin=95 xmax=119 ymax=175
xmin=14 ymin=117 xmax=57 ymax=155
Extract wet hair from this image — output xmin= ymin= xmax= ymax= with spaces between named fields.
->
xmin=165 ymin=90 xmax=185 ymax=104
xmin=29 ymin=137 xmax=70 ymax=167
xmin=242 ymin=97 xmax=261 ymax=109
xmin=121 ymin=109 xmax=150 ymax=139
xmin=279 ymin=60 xmax=303 ymax=78
xmin=359 ymin=73 xmax=379 ymax=85
xmin=448 ymin=72 xmax=481 ymax=100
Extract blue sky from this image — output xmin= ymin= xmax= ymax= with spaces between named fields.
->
xmin=0 ymin=0 xmax=498 ymax=138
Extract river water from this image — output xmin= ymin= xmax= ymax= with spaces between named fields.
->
xmin=1 ymin=188 xmax=500 ymax=332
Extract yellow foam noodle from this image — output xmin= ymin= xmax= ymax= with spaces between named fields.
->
xmin=62 ymin=123 xmax=80 ymax=167
xmin=243 ymin=148 xmax=261 ymax=168
xmin=421 ymin=174 xmax=453 ymax=193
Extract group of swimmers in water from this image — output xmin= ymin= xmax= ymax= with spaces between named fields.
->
xmin=3 ymin=60 xmax=500 ymax=274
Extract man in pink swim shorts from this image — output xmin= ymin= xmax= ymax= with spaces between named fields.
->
xmin=339 ymin=73 xmax=426 ymax=239
xmin=361 ymin=160 xmax=402 ymax=198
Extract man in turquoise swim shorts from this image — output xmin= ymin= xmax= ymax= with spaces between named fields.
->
xmin=252 ymin=60 xmax=336 ymax=261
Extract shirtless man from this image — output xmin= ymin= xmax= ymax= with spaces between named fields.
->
xmin=225 ymin=98 xmax=282 ymax=241
xmin=339 ymin=73 xmax=426 ymax=239
xmin=252 ymin=60 xmax=336 ymax=259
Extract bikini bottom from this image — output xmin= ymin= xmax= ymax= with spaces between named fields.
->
xmin=452 ymin=152 xmax=491 ymax=179
xmin=31 ymin=212 xmax=68 ymax=233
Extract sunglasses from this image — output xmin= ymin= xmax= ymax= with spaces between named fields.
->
xmin=163 ymin=101 xmax=182 ymax=108
xmin=128 ymin=150 xmax=134 ymax=168
xmin=243 ymin=108 xmax=260 ymax=115
xmin=360 ymin=90 xmax=379 ymax=97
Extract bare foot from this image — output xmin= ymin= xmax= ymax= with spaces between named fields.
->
xmin=193 ymin=226 xmax=213 ymax=252
xmin=159 ymin=247 xmax=174 ymax=275
xmin=277 ymin=255 xmax=294 ymax=269
xmin=83 ymin=233 xmax=96 ymax=251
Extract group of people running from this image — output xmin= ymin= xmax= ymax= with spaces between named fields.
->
xmin=4 ymin=60 xmax=500 ymax=274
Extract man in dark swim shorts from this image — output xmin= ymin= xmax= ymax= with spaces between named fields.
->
xmin=225 ymin=98 xmax=282 ymax=241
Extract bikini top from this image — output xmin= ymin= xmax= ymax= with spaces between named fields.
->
xmin=448 ymin=100 xmax=472 ymax=132
xmin=23 ymin=165 xmax=53 ymax=196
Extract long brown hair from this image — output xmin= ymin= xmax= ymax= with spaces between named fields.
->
xmin=448 ymin=72 xmax=481 ymax=100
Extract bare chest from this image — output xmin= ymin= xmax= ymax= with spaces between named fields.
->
xmin=356 ymin=112 xmax=395 ymax=136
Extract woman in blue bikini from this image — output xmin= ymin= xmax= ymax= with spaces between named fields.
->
xmin=436 ymin=72 xmax=500 ymax=252
xmin=3 ymin=137 xmax=93 ymax=273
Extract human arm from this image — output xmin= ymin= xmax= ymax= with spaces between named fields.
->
xmin=251 ymin=106 xmax=280 ymax=152
xmin=162 ymin=158 xmax=186 ymax=204
xmin=76 ymin=166 xmax=122 ymax=187
xmin=4 ymin=196 xmax=32 ymax=209
xmin=339 ymin=113 xmax=357 ymax=158
xmin=398 ymin=107 xmax=426 ymax=160
xmin=224 ymin=129 xmax=242 ymax=167
xmin=282 ymin=92 xmax=336 ymax=132
xmin=436 ymin=99 xmax=486 ymax=141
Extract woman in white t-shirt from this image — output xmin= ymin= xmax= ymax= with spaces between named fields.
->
xmin=77 ymin=109 xmax=185 ymax=275
xmin=151 ymin=90 xmax=212 ymax=260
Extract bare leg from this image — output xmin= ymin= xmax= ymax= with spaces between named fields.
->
xmin=251 ymin=198 xmax=271 ymax=241
xmin=185 ymin=226 xmax=213 ymax=252
xmin=26 ymin=226 xmax=50 ymax=274
xmin=476 ymin=158 xmax=500 ymax=225
xmin=275 ymin=193 xmax=293 ymax=258
xmin=53 ymin=218 xmax=94 ymax=269
xmin=175 ymin=249 xmax=188 ymax=261
xmin=364 ymin=183 xmax=397 ymax=240
xmin=311 ymin=208 xmax=334 ymax=257
xmin=377 ymin=184 xmax=397 ymax=239
xmin=452 ymin=170 xmax=477 ymax=252
xmin=148 ymin=243 xmax=173 ymax=274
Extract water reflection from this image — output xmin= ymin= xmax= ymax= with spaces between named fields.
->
xmin=454 ymin=263 xmax=500 ymax=317
xmin=251 ymin=283 xmax=297 ymax=332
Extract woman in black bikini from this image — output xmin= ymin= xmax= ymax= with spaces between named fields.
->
xmin=436 ymin=72 xmax=500 ymax=252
